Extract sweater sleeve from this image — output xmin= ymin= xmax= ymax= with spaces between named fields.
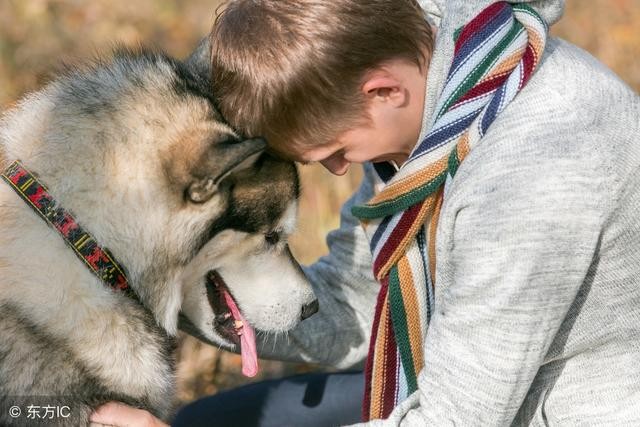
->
xmin=351 ymin=138 xmax=610 ymax=426
xmin=256 ymin=164 xmax=381 ymax=368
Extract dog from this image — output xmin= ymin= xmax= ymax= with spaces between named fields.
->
xmin=0 ymin=44 xmax=318 ymax=426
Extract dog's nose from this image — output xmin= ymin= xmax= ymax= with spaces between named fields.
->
xmin=301 ymin=299 xmax=319 ymax=320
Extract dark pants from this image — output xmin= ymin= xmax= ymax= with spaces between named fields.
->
xmin=172 ymin=371 xmax=365 ymax=427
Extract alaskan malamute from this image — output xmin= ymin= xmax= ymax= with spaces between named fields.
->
xmin=0 ymin=45 xmax=317 ymax=426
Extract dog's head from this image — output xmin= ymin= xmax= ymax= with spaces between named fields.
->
xmin=174 ymin=150 xmax=319 ymax=345
xmin=0 ymin=49 xmax=317 ymax=356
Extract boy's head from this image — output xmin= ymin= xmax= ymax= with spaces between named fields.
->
xmin=210 ymin=0 xmax=434 ymax=173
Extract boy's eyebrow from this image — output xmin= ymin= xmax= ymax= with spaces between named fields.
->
xmin=292 ymin=152 xmax=319 ymax=164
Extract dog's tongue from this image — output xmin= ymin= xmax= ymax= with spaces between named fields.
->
xmin=222 ymin=290 xmax=258 ymax=377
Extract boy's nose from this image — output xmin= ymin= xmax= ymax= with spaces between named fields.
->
xmin=320 ymin=156 xmax=350 ymax=176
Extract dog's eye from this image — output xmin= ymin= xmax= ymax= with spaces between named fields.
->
xmin=264 ymin=231 xmax=280 ymax=246
xmin=186 ymin=177 xmax=217 ymax=204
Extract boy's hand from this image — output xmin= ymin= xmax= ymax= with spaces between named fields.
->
xmin=90 ymin=401 xmax=168 ymax=427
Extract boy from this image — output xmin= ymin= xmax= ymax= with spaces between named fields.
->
xmin=205 ymin=0 xmax=640 ymax=425
xmin=93 ymin=0 xmax=640 ymax=425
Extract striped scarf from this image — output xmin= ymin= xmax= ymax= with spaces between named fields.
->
xmin=352 ymin=2 xmax=548 ymax=420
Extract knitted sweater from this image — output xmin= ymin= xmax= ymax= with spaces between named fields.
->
xmin=258 ymin=1 xmax=640 ymax=425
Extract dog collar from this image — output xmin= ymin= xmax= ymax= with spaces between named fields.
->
xmin=1 ymin=160 xmax=131 ymax=294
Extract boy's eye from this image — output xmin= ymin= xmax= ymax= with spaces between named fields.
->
xmin=264 ymin=231 xmax=280 ymax=245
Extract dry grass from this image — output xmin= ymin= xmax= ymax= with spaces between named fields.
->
xmin=0 ymin=0 xmax=638 ymax=408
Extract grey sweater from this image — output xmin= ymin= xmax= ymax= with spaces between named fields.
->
xmin=259 ymin=1 xmax=640 ymax=425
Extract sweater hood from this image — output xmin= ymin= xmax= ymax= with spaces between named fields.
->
xmin=416 ymin=0 xmax=565 ymax=142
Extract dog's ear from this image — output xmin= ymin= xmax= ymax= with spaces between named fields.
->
xmin=187 ymin=137 xmax=266 ymax=204
xmin=184 ymin=37 xmax=212 ymax=84
xmin=212 ymin=137 xmax=267 ymax=182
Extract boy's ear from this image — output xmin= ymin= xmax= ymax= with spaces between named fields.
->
xmin=362 ymin=70 xmax=406 ymax=107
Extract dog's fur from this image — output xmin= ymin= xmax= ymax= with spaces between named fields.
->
xmin=0 ymin=47 xmax=316 ymax=426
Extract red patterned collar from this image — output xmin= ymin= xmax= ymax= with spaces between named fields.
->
xmin=1 ymin=160 xmax=132 ymax=294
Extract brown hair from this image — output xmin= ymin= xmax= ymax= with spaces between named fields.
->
xmin=210 ymin=0 xmax=434 ymax=159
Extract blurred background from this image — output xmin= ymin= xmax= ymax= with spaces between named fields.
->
xmin=1 ymin=0 xmax=638 ymax=411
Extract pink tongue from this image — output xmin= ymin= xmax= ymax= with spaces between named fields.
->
xmin=222 ymin=290 xmax=258 ymax=377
